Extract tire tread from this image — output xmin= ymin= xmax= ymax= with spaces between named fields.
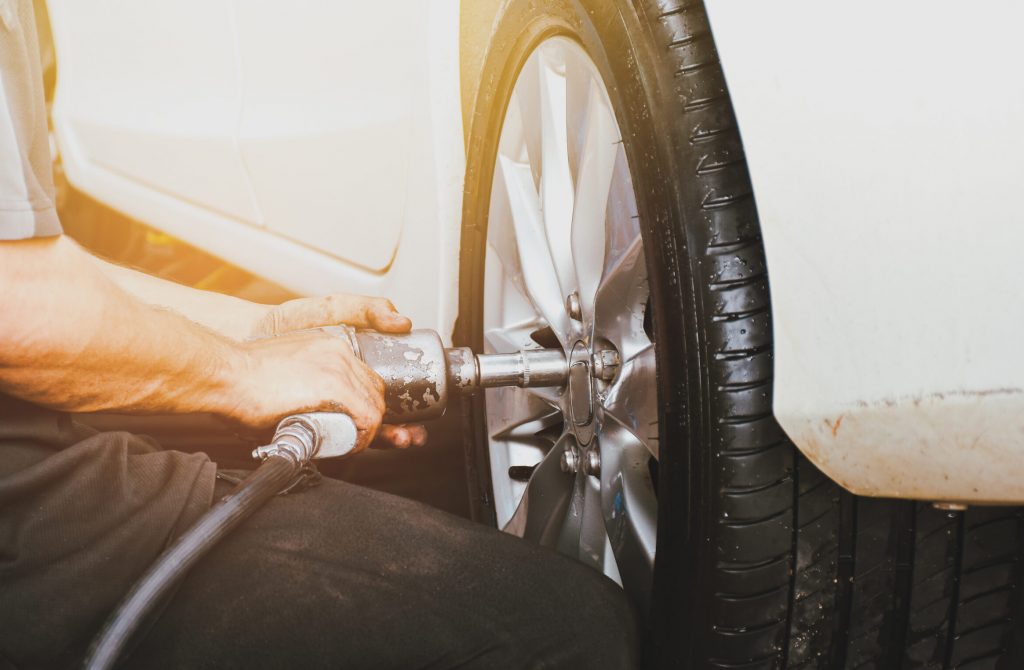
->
xmin=641 ymin=2 xmax=1024 ymax=668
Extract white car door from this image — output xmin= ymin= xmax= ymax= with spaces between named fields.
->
xmin=46 ymin=0 xmax=258 ymax=223
xmin=232 ymin=2 xmax=423 ymax=272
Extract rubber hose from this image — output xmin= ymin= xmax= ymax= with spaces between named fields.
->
xmin=82 ymin=454 xmax=299 ymax=670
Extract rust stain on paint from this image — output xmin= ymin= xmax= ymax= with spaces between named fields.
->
xmin=825 ymin=414 xmax=844 ymax=437
xmin=791 ymin=387 xmax=1024 ymax=504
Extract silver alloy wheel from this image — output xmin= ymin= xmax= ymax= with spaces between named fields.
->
xmin=483 ymin=37 xmax=658 ymax=605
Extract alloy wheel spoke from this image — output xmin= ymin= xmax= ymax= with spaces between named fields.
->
xmin=496 ymin=155 xmax=572 ymax=342
xmin=598 ymin=423 xmax=657 ymax=610
xmin=537 ymin=45 xmax=576 ymax=302
xmin=599 ymin=145 xmax=641 ymax=281
xmin=570 ymin=80 xmax=619 ymax=320
xmin=487 ymin=92 xmax=534 ymax=308
xmin=489 ymin=401 xmax=562 ymax=443
xmin=583 ymin=103 xmax=638 ymax=340
xmin=555 ymin=469 xmax=587 ymax=557
xmin=556 ymin=469 xmax=614 ymax=575
xmin=592 ymin=231 xmax=650 ymax=361
xmin=485 ymin=386 xmax=562 ymax=528
xmin=486 ymin=186 xmax=531 ymax=306
xmin=601 ymin=343 xmax=659 ymax=458
xmin=503 ymin=433 xmax=576 ymax=544
xmin=563 ymin=40 xmax=595 ymax=175
xmin=511 ymin=59 xmax=543 ymax=188
xmin=576 ymin=473 xmax=610 ymax=570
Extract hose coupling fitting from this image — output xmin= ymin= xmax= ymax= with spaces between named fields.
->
xmin=252 ymin=412 xmax=360 ymax=464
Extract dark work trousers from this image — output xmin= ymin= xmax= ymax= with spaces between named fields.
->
xmin=0 ymin=401 xmax=639 ymax=669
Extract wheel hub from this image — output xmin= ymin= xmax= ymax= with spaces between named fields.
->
xmin=567 ymin=340 xmax=596 ymax=445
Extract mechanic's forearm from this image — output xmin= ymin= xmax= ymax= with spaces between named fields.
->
xmin=95 ymin=255 xmax=268 ymax=340
xmin=0 ymin=236 xmax=247 ymax=416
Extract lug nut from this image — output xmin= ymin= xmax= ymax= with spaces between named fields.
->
xmin=591 ymin=349 xmax=620 ymax=381
xmin=565 ymin=291 xmax=582 ymax=321
xmin=582 ymin=449 xmax=601 ymax=477
xmin=560 ymin=446 xmax=579 ymax=474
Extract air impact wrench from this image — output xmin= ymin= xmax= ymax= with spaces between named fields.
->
xmin=252 ymin=326 xmax=569 ymax=462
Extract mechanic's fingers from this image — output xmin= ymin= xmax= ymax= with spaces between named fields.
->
xmin=375 ymin=424 xmax=429 ymax=449
xmin=376 ymin=425 xmax=411 ymax=448
xmin=258 ymin=295 xmax=412 ymax=336
xmin=367 ymin=301 xmax=412 ymax=333
xmin=402 ymin=424 xmax=428 ymax=447
xmin=349 ymin=406 xmax=382 ymax=453
xmin=327 ymin=295 xmax=410 ymax=332
xmin=334 ymin=356 xmax=386 ymax=453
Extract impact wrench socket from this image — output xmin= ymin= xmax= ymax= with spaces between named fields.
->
xmin=253 ymin=327 xmax=569 ymax=463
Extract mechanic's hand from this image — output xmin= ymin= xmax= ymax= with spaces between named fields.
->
xmin=247 ymin=294 xmax=427 ymax=449
xmin=250 ymin=294 xmax=412 ymax=338
xmin=231 ymin=329 xmax=386 ymax=453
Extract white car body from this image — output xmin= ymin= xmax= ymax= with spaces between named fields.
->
xmin=704 ymin=0 xmax=1024 ymax=504
xmin=45 ymin=0 xmax=1024 ymax=504
xmin=46 ymin=0 xmax=465 ymax=338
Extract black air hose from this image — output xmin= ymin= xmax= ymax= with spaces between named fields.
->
xmin=82 ymin=453 xmax=300 ymax=670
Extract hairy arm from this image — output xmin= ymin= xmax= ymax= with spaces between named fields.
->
xmin=95 ymin=258 xmax=268 ymax=340
xmin=0 ymin=236 xmax=391 ymax=449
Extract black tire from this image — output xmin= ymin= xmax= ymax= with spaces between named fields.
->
xmin=454 ymin=1 xmax=1024 ymax=667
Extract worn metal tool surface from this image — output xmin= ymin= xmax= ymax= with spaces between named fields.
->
xmin=283 ymin=326 xmax=568 ymax=456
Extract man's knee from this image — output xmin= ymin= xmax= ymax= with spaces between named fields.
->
xmin=507 ymin=556 xmax=640 ymax=669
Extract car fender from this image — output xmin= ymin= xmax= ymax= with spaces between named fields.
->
xmin=705 ymin=0 xmax=1024 ymax=503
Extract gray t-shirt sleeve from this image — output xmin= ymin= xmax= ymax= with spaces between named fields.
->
xmin=0 ymin=0 xmax=61 ymax=240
